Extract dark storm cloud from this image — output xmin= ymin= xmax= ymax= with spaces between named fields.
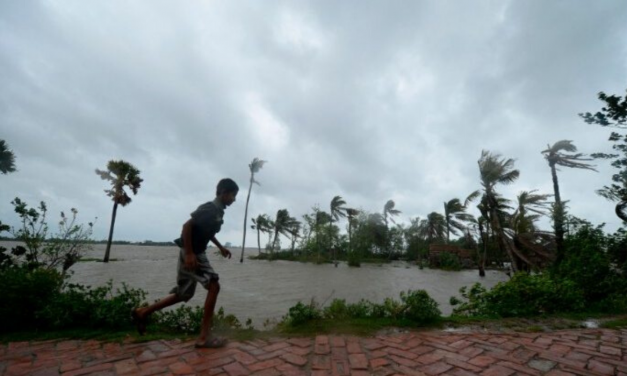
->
xmin=1 ymin=0 xmax=626 ymax=246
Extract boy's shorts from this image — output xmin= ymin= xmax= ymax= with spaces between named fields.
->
xmin=170 ymin=249 xmax=219 ymax=301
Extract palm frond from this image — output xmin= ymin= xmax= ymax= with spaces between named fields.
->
xmin=249 ymin=158 xmax=267 ymax=174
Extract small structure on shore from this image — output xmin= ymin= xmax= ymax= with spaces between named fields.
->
xmin=428 ymin=244 xmax=475 ymax=268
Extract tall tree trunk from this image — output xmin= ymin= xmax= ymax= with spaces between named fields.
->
xmin=103 ymin=202 xmax=118 ymax=263
xmin=487 ymin=190 xmax=519 ymax=273
xmin=550 ymin=163 xmax=565 ymax=266
xmin=239 ymin=176 xmax=254 ymax=263
xmin=478 ymin=221 xmax=487 ymax=277
xmin=348 ymin=220 xmax=352 ymax=256
xmin=257 ymin=227 xmax=261 ymax=255
xmin=271 ymin=229 xmax=279 ymax=259
xmin=329 ymin=220 xmax=336 ymax=264
xmin=316 ymin=223 xmax=320 ymax=264
xmin=445 ymin=203 xmax=450 ymax=243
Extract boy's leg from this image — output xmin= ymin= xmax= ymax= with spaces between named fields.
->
xmin=136 ymin=294 xmax=183 ymax=318
xmin=132 ymin=249 xmax=197 ymax=334
xmin=197 ymin=280 xmax=220 ymax=345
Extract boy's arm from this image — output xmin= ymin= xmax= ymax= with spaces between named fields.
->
xmin=182 ymin=219 xmax=198 ymax=270
xmin=211 ymin=236 xmax=232 ymax=259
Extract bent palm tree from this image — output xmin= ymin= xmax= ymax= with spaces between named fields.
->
xmin=443 ymin=190 xmax=479 ymax=243
xmin=329 ymin=196 xmax=347 ymax=263
xmin=541 ymin=141 xmax=595 ymax=264
xmin=0 ymin=140 xmax=17 ymax=174
xmin=478 ymin=150 xmax=523 ymax=272
xmin=96 ymin=160 xmax=143 ymax=263
xmin=420 ymin=212 xmax=446 ymax=243
xmin=383 ymin=200 xmax=401 ymax=259
xmin=511 ymin=190 xmax=552 ymax=235
xmin=270 ymin=209 xmax=297 ymax=257
xmin=240 ymin=158 xmax=267 ymax=263
xmin=287 ymin=220 xmax=301 ymax=254
xmin=314 ymin=209 xmax=332 ymax=263
xmin=346 ymin=208 xmax=360 ymax=257
xmin=251 ymin=214 xmax=271 ymax=255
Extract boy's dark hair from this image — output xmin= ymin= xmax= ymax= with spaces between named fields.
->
xmin=216 ymin=178 xmax=239 ymax=196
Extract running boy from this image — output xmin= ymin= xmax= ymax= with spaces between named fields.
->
xmin=132 ymin=178 xmax=238 ymax=348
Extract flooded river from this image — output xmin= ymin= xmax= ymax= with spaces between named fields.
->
xmin=3 ymin=242 xmax=508 ymax=327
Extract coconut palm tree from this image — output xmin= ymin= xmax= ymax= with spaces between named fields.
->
xmin=240 ymin=158 xmax=267 ymax=263
xmin=251 ymin=214 xmax=272 ymax=255
xmin=443 ymin=190 xmax=480 ymax=243
xmin=0 ymin=140 xmax=16 ymax=174
xmin=287 ymin=220 xmax=301 ymax=254
xmin=270 ymin=209 xmax=297 ymax=257
xmin=419 ymin=212 xmax=447 ymax=243
xmin=511 ymin=190 xmax=552 ymax=235
xmin=95 ymin=160 xmax=143 ymax=263
xmin=541 ymin=141 xmax=595 ymax=264
xmin=383 ymin=200 xmax=401 ymax=259
xmin=329 ymin=196 xmax=347 ymax=263
xmin=477 ymin=150 xmax=524 ymax=272
xmin=346 ymin=208 xmax=360 ymax=257
xmin=314 ymin=209 xmax=332 ymax=263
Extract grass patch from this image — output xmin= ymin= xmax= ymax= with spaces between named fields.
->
xmin=600 ymin=317 xmax=627 ymax=329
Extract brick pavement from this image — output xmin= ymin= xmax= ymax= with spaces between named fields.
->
xmin=1 ymin=328 xmax=626 ymax=375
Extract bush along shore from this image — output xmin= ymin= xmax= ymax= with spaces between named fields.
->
xmin=1 ymin=199 xmax=626 ymax=343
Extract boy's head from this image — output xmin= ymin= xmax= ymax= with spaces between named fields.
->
xmin=216 ymin=178 xmax=239 ymax=206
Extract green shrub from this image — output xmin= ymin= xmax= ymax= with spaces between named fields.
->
xmin=285 ymin=301 xmax=322 ymax=326
xmin=154 ymin=305 xmax=248 ymax=334
xmin=36 ymin=281 xmax=146 ymax=330
xmin=0 ymin=267 xmax=63 ymax=332
xmin=450 ymin=283 xmax=490 ymax=317
xmin=557 ymin=223 xmax=625 ymax=304
xmin=399 ymin=290 xmax=441 ymax=323
xmin=323 ymin=299 xmax=350 ymax=320
xmin=438 ymin=252 xmax=462 ymax=271
xmin=486 ymin=273 xmax=584 ymax=317
xmin=346 ymin=299 xmax=375 ymax=319
xmin=283 ymin=290 xmax=441 ymax=327
xmin=451 ymin=274 xmax=585 ymax=318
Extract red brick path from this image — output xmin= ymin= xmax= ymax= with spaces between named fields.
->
xmin=1 ymin=328 xmax=626 ymax=375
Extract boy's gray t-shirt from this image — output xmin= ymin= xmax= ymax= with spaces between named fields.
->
xmin=174 ymin=198 xmax=225 ymax=254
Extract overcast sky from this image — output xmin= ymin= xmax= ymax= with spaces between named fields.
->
xmin=1 ymin=1 xmax=626 ymax=248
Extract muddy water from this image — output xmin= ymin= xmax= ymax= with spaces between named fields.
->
xmin=3 ymin=242 xmax=508 ymax=327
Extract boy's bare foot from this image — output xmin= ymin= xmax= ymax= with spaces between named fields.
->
xmin=194 ymin=336 xmax=227 ymax=349
xmin=131 ymin=308 xmax=147 ymax=335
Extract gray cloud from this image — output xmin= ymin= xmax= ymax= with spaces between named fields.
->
xmin=1 ymin=0 xmax=626 ymax=246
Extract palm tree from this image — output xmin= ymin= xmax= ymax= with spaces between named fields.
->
xmin=0 ymin=140 xmax=16 ymax=174
xmin=443 ymin=190 xmax=480 ymax=243
xmin=96 ymin=160 xmax=143 ymax=262
xmin=287 ymin=220 xmax=301 ymax=254
xmin=314 ymin=209 xmax=332 ymax=263
xmin=478 ymin=150 xmax=522 ymax=272
xmin=329 ymin=196 xmax=347 ymax=264
xmin=541 ymin=141 xmax=596 ymax=264
xmin=251 ymin=214 xmax=272 ymax=255
xmin=270 ymin=209 xmax=296 ymax=257
xmin=383 ymin=200 xmax=401 ymax=259
xmin=475 ymin=215 xmax=489 ymax=277
xmin=511 ymin=190 xmax=552 ymax=235
xmin=346 ymin=208 xmax=360 ymax=258
xmin=240 ymin=158 xmax=267 ymax=263
xmin=419 ymin=212 xmax=447 ymax=243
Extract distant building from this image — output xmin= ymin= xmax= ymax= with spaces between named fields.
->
xmin=428 ymin=244 xmax=475 ymax=268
